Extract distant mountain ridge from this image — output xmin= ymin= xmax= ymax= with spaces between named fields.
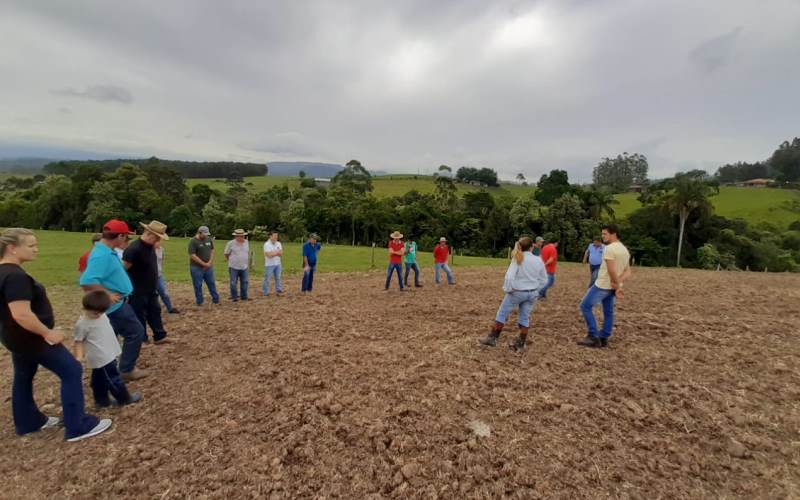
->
xmin=267 ymin=162 xmax=343 ymax=178
xmin=0 ymin=157 xmax=58 ymax=172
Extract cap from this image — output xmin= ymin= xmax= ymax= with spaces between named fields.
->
xmin=439 ymin=237 xmax=447 ymax=242
xmin=535 ymin=236 xmax=544 ymax=242
xmin=309 ymin=232 xmax=320 ymax=240
xmin=198 ymin=226 xmax=210 ymax=235
xmin=102 ymin=219 xmax=134 ymax=234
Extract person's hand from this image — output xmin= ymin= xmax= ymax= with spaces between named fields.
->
xmin=109 ymin=292 xmax=122 ymax=303
xmin=304 ymin=266 xmax=310 ymax=273
xmin=44 ymin=328 xmax=65 ymax=345
xmin=204 ymin=262 xmax=211 ymax=269
xmin=615 ymin=288 xmax=625 ymax=300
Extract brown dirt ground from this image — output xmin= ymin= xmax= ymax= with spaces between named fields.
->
xmin=1 ymin=265 xmax=799 ymax=499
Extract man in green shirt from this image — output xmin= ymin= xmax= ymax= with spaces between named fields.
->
xmin=403 ymin=237 xmax=422 ymax=287
xmin=188 ymin=226 xmax=220 ymax=305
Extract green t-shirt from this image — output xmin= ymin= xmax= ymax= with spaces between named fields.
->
xmin=533 ymin=246 xmax=541 ymax=256
xmin=404 ymin=241 xmax=417 ymax=263
xmin=188 ymin=237 xmax=214 ymax=267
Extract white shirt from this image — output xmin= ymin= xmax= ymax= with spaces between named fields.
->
xmin=73 ymin=314 xmax=122 ymax=369
xmin=263 ymin=240 xmax=283 ymax=266
xmin=155 ymin=246 xmax=164 ymax=276
xmin=502 ymin=252 xmax=547 ymax=293
xmin=224 ymin=240 xmax=250 ymax=270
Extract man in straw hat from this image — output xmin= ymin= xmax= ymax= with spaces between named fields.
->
xmin=224 ymin=229 xmax=251 ymax=302
xmin=188 ymin=225 xmax=220 ymax=305
xmin=123 ymin=220 xmax=171 ymax=345
xmin=433 ymin=237 xmax=455 ymax=285
xmin=80 ymin=219 xmax=147 ymax=381
xmin=385 ymin=231 xmax=406 ymax=291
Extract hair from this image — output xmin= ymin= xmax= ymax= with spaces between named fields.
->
xmin=91 ymin=233 xmax=102 ymax=243
xmin=602 ymin=223 xmax=620 ymax=237
xmin=0 ymin=228 xmax=34 ymax=257
xmin=270 ymin=230 xmax=279 ymax=235
xmin=593 ymin=235 xmax=602 ymax=242
xmin=82 ymin=289 xmax=112 ymax=313
xmin=102 ymin=230 xmax=122 ymax=240
xmin=512 ymin=236 xmax=534 ymax=264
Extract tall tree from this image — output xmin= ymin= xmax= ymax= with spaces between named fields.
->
xmin=515 ymin=173 xmax=526 ymax=185
xmin=770 ymin=138 xmax=800 ymax=182
xmin=535 ymin=169 xmax=571 ymax=205
xmin=578 ymin=188 xmax=619 ymax=221
xmin=657 ymin=172 xmax=719 ymax=266
xmin=592 ymin=152 xmax=648 ymax=193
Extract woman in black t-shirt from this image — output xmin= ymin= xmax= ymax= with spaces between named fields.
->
xmin=0 ymin=228 xmax=111 ymax=442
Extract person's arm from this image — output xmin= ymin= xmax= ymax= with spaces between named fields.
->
xmin=583 ymin=249 xmax=589 ymax=265
xmin=122 ymin=259 xmax=133 ymax=270
xmin=303 ymin=255 xmax=310 ymax=272
xmin=7 ymin=301 xmax=65 ymax=344
xmin=502 ymin=260 xmax=518 ymax=292
xmin=208 ymin=248 xmax=215 ymax=267
xmin=73 ymin=340 xmax=85 ymax=362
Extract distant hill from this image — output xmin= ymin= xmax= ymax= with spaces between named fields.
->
xmin=0 ymin=157 xmax=57 ymax=173
xmin=267 ymin=162 xmax=343 ymax=178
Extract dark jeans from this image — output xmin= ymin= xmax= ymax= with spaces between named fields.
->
xmin=11 ymin=344 xmax=99 ymax=440
xmin=301 ymin=265 xmax=316 ymax=292
xmin=156 ymin=275 xmax=174 ymax=311
xmin=107 ymin=302 xmax=144 ymax=374
xmin=190 ymin=266 xmax=220 ymax=305
xmin=229 ymin=268 xmax=249 ymax=300
xmin=385 ymin=263 xmax=404 ymax=289
xmin=130 ymin=292 xmax=167 ymax=342
xmin=404 ymin=262 xmax=420 ymax=286
xmin=91 ymin=359 xmax=131 ymax=406
xmin=539 ymin=272 xmax=556 ymax=298
xmin=589 ymin=264 xmax=601 ymax=288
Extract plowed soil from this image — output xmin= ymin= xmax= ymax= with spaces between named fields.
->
xmin=1 ymin=265 xmax=799 ymax=499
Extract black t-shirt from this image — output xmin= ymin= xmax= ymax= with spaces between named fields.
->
xmin=123 ymin=239 xmax=158 ymax=294
xmin=0 ymin=263 xmax=52 ymax=355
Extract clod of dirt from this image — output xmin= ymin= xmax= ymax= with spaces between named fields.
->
xmin=559 ymin=403 xmax=577 ymax=412
xmin=401 ymin=462 xmax=420 ymax=479
xmin=468 ymin=420 xmax=491 ymax=438
xmin=727 ymin=438 xmax=748 ymax=458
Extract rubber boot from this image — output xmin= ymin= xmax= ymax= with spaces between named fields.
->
xmin=510 ymin=327 xmax=528 ymax=352
xmin=480 ymin=322 xmax=504 ymax=347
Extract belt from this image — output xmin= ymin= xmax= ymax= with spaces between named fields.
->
xmin=512 ymin=289 xmax=536 ymax=293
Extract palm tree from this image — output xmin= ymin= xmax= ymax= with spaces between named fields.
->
xmin=516 ymin=172 xmax=526 ymax=184
xmin=659 ymin=173 xmax=719 ymax=267
xmin=580 ymin=188 xmax=619 ymax=221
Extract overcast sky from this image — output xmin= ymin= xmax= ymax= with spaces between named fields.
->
xmin=1 ymin=1 xmax=799 ymax=181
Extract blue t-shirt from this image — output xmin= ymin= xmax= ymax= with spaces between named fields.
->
xmin=586 ymin=243 xmax=605 ymax=266
xmin=302 ymin=241 xmax=321 ymax=266
xmin=79 ymin=243 xmax=134 ymax=314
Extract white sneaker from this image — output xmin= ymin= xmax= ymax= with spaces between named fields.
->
xmin=40 ymin=416 xmax=60 ymax=430
xmin=67 ymin=419 xmax=112 ymax=442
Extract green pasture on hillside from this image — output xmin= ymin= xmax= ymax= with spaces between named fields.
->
xmin=21 ymin=230 xmax=508 ymax=287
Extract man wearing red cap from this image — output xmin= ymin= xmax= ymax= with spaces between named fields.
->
xmin=79 ymin=220 xmax=148 ymax=382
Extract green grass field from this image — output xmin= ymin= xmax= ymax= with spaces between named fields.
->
xmin=21 ymin=230 xmax=508 ymax=287
xmin=614 ymin=187 xmax=800 ymax=228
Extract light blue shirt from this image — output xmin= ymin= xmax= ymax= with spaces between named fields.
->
xmin=502 ymin=252 xmax=547 ymax=293
xmin=587 ymin=243 xmax=605 ymax=266
xmin=79 ymin=242 xmax=133 ymax=314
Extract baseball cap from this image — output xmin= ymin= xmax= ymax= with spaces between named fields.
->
xmin=439 ymin=236 xmax=447 ymax=242
xmin=535 ymin=236 xmax=544 ymax=243
xmin=197 ymin=226 xmax=211 ymax=235
xmin=102 ymin=219 xmax=134 ymax=234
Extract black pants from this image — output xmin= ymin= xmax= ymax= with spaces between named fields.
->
xmin=130 ymin=292 xmax=167 ymax=342
xmin=91 ymin=360 xmax=131 ymax=406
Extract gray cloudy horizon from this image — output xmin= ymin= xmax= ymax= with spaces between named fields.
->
xmin=1 ymin=0 xmax=799 ymax=182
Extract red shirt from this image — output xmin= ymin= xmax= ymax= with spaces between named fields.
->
xmin=388 ymin=240 xmax=404 ymax=264
xmin=540 ymin=243 xmax=558 ymax=274
xmin=433 ymin=244 xmax=449 ymax=264
xmin=78 ymin=250 xmax=91 ymax=272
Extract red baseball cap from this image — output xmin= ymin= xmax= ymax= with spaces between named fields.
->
xmin=102 ymin=219 xmax=135 ymax=234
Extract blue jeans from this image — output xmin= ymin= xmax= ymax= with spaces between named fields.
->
xmin=580 ymin=285 xmax=617 ymax=338
xmin=434 ymin=263 xmax=454 ymax=284
xmin=156 ymin=275 xmax=174 ymax=311
xmin=589 ymin=264 xmax=601 ymax=288
xmin=301 ymin=265 xmax=316 ymax=292
xmin=263 ymin=265 xmax=283 ymax=295
xmin=91 ymin=359 xmax=131 ymax=406
xmin=404 ymin=262 xmax=420 ymax=286
xmin=107 ymin=302 xmax=144 ymax=374
xmin=495 ymin=290 xmax=538 ymax=327
xmin=11 ymin=344 xmax=99 ymax=439
xmin=190 ymin=266 xmax=220 ymax=305
xmin=130 ymin=292 xmax=167 ymax=342
xmin=385 ymin=263 xmax=404 ymax=289
xmin=539 ymin=273 xmax=556 ymax=298
xmin=229 ymin=268 xmax=249 ymax=300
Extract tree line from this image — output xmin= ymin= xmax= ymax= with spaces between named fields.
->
xmin=42 ymin=157 xmax=267 ymax=179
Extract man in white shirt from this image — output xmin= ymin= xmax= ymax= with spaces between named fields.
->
xmin=262 ymin=231 xmax=284 ymax=296
xmin=224 ymin=229 xmax=251 ymax=302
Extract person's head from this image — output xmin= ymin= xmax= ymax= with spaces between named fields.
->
xmin=308 ymin=233 xmax=319 ymax=244
xmin=439 ymin=237 xmax=447 ymax=246
xmin=390 ymin=231 xmax=403 ymax=241
xmin=139 ymin=221 xmax=169 ymax=245
xmin=535 ymin=236 xmax=544 ymax=248
xmin=82 ymin=289 xmax=112 ymax=319
xmin=518 ymin=236 xmax=534 ymax=252
xmin=90 ymin=233 xmax=102 ymax=244
xmin=101 ymin=220 xmax=134 ymax=249
xmin=601 ymin=223 xmax=620 ymax=244
xmin=0 ymin=228 xmax=37 ymax=264
xmin=592 ymin=236 xmax=603 ymax=246
xmin=270 ymin=231 xmax=279 ymax=242
xmin=196 ymin=225 xmax=210 ymax=240
xmin=232 ymin=229 xmax=248 ymax=241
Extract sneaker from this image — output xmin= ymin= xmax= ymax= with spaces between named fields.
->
xmin=599 ymin=338 xmax=609 ymax=348
xmin=66 ymin=419 xmax=112 ymax=442
xmin=241 ymin=297 xmax=250 ymax=301
xmin=40 ymin=416 xmax=61 ymax=430
xmin=95 ymin=400 xmax=112 ymax=409
xmin=168 ymin=308 xmax=180 ymax=314
xmin=577 ymin=336 xmax=601 ymax=348
xmin=232 ymin=298 xmax=239 ymax=302
xmin=117 ymin=392 xmax=143 ymax=406
xmin=121 ymin=368 xmax=149 ymax=382
xmin=415 ymin=284 xmax=423 ymax=288
xmin=153 ymin=337 xmax=171 ymax=345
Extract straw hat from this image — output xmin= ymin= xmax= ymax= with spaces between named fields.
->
xmin=390 ymin=231 xmax=403 ymax=239
xmin=139 ymin=220 xmax=169 ymax=240
xmin=232 ymin=229 xmax=249 ymax=237
xmin=439 ymin=236 xmax=447 ymax=242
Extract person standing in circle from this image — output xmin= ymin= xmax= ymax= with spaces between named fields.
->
xmin=583 ymin=236 xmax=605 ymax=288
xmin=537 ymin=238 xmax=559 ymax=300
xmin=188 ymin=226 xmax=220 ymax=305
xmin=403 ymin=236 xmax=422 ymax=288
xmin=301 ymin=233 xmax=321 ymax=293
xmin=262 ymin=231 xmax=284 ymax=296
xmin=384 ymin=231 xmax=405 ymax=291
xmin=433 ymin=237 xmax=455 ymax=285
xmin=224 ymin=229 xmax=251 ymax=302
xmin=0 ymin=228 xmax=112 ymax=442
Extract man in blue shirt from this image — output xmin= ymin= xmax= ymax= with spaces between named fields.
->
xmin=79 ymin=219 xmax=147 ymax=381
xmin=582 ymin=237 xmax=605 ymax=288
xmin=301 ymin=233 xmax=321 ymax=293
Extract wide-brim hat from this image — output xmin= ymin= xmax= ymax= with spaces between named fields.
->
xmin=140 ymin=220 xmax=169 ymax=240
xmin=198 ymin=226 xmax=211 ymax=235
xmin=232 ymin=229 xmax=248 ymax=237
xmin=309 ymin=232 xmax=320 ymax=240
xmin=439 ymin=237 xmax=447 ymax=242
xmin=390 ymin=231 xmax=403 ymax=239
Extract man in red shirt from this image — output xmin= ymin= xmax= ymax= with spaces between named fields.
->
xmin=384 ymin=231 xmax=406 ymax=290
xmin=433 ymin=236 xmax=455 ymax=285
xmin=77 ymin=233 xmax=103 ymax=275
xmin=538 ymin=238 xmax=559 ymax=299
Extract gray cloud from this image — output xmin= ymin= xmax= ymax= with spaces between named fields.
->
xmin=239 ymin=132 xmax=326 ymax=157
xmin=689 ymin=27 xmax=743 ymax=72
xmin=51 ymin=84 xmax=134 ymax=104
